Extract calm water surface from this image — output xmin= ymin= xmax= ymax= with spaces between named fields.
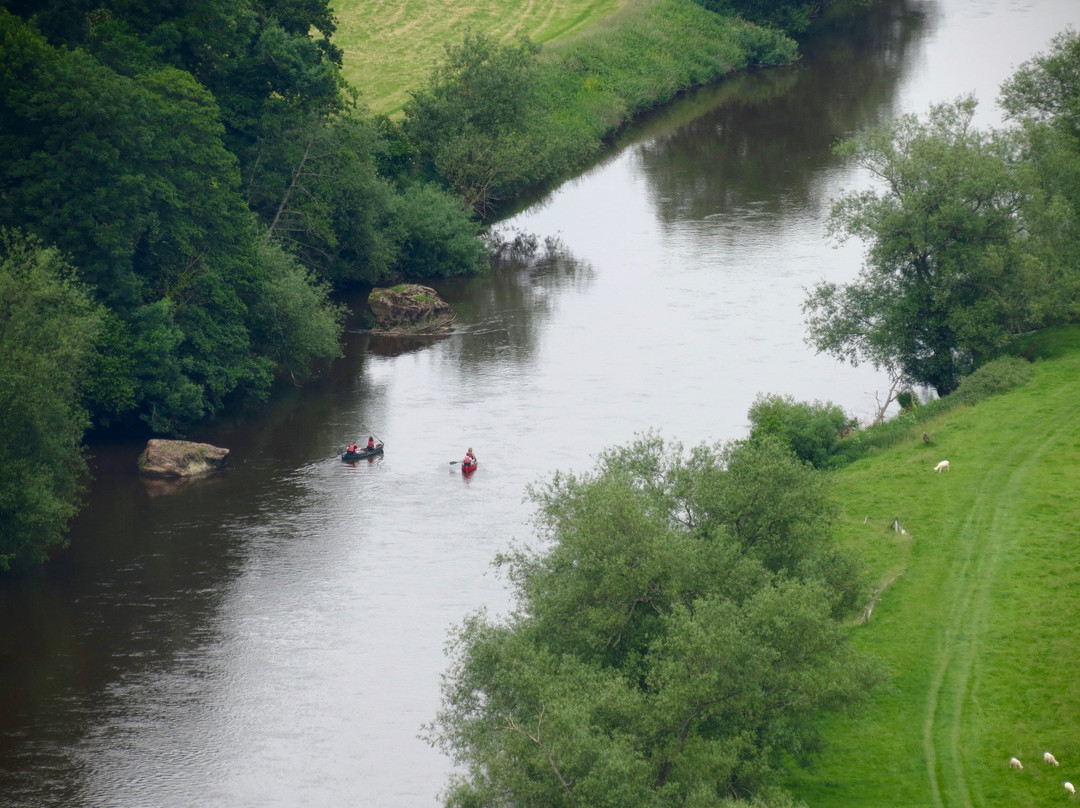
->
xmin=2 ymin=1 xmax=1079 ymax=805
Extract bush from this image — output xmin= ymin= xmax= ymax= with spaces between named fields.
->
xmin=747 ymin=393 xmax=851 ymax=468
xmin=249 ymin=235 xmax=344 ymax=379
xmin=391 ymin=183 xmax=491 ymax=278
xmin=952 ymin=356 xmax=1033 ymax=404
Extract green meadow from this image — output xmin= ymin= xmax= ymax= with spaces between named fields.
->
xmin=333 ymin=0 xmax=626 ymax=115
xmin=788 ymin=326 xmax=1080 ymax=807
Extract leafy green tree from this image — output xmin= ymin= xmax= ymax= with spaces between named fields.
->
xmin=429 ymin=435 xmax=876 ymax=807
xmin=248 ymin=233 xmax=344 ymax=378
xmin=8 ymin=0 xmax=344 ymax=159
xmin=747 ymin=394 xmax=851 ymax=468
xmin=1000 ymin=28 xmax=1080 ymax=140
xmin=391 ymin=183 xmax=490 ymax=278
xmin=404 ymin=31 xmax=547 ymax=215
xmin=689 ymin=0 xmax=856 ymax=34
xmin=244 ymin=104 xmax=400 ymax=285
xmin=805 ymin=97 xmax=1035 ymax=395
xmin=0 ymin=231 xmax=102 ymax=570
xmin=999 ymin=30 xmax=1080 ymax=324
xmin=0 ymin=12 xmax=344 ymax=431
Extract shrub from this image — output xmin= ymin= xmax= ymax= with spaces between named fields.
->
xmin=951 ymin=356 xmax=1034 ymax=404
xmin=390 ymin=183 xmax=491 ymax=278
xmin=747 ymin=393 xmax=851 ymax=468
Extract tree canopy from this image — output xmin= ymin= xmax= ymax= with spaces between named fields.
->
xmin=0 ymin=232 xmax=102 ymax=569
xmin=804 ymin=95 xmax=1079 ymax=395
xmin=428 ymin=435 xmax=877 ymax=808
xmin=0 ymin=3 xmax=490 ymax=436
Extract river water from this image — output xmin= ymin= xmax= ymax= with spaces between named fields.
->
xmin=2 ymin=1 xmax=1078 ymax=805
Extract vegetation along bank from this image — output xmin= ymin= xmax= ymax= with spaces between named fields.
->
xmin=0 ymin=0 xmax=842 ymax=568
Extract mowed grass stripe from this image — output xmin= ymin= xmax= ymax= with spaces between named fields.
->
xmin=786 ymin=334 xmax=1080 ymax=807
xmin=925 ymin=412 xmax=1072 ymax=808
xmin=333 ymin=0 xmax=626 ymax=115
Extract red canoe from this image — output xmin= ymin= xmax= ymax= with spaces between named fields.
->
xmin=461 ymin=459 xmax=478 ymax=474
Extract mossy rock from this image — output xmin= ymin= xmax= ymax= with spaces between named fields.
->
xmin=367 ymin=284 xmax=454 ymax=333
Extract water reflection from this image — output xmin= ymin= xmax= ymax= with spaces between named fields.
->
xmin=635 ymin=0 xmax=933 ymax=225
xmin=430 ymin=251 xmax=596 ymax=371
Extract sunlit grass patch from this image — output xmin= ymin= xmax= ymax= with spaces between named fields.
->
xmin=333 ymin=0 xmax=626 ymax=114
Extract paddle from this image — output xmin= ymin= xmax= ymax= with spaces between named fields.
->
xmin=449 ymin=460 xmax=460 ymax=465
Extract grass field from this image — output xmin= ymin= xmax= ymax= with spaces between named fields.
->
xmin=332 ymin=0 xmax=628 ymax=115
xmin=786 ymin=326 xmax=1080 ymax=807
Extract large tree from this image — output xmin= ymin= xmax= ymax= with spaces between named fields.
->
xmin=999 ymin=29 xmax=1080 ymax=324
xmin=404 ymin=31 xmax=548 ymax=216
xmin=0 ymin=232 xmax=102 ymax=569
xmin=428 ymin=435 xmax=875 ymax=808
xmin=0 ymin=11 xmax=344 ymax=431
xmin=804 ymin=97 xmax=1037 ymax=395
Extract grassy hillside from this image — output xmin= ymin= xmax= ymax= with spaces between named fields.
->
xmin=333 ymin=0 xmax=626 ymax=115
xmin=787 ymin=326 xmax=1080 ymax=807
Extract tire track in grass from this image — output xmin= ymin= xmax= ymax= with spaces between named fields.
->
xmin=922 ymin=411 xmax=1070 ymax=808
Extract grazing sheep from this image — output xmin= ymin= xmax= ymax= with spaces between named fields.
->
xmin=934 ymin=460 xmax=950 ymax=472
xmin=1009 ymin=756 xmax=1023 ymax=769
xmin=1065 ymin=781 xmax=1075 ymax=795
xmin=1045 ymin=751 xmax=1060 ymax=766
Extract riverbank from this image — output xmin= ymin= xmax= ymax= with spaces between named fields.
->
xmin=372 ymin=0 xmax=799 ymax=214
xmin=787 ymin=325 xmax=1080 ymax=805
xmin=335 ymin=0 xmax=627 ymax=116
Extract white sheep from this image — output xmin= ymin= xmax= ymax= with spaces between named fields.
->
xmin=1045 ymin=751 xmax=1060 ymax=766
xmin=1065 ymin=781 xmax=1075 ymax=795
xmin=1009 ymin=756 xmax=1023 ymax=769
xmin=934 ymin=460 xmax=950 ymax=472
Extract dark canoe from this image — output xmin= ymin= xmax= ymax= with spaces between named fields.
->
xmin=342 ymin=443 xmax=384 ymax=462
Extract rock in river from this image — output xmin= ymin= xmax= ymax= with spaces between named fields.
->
xmin=137 ymin=439 xmax=229 ymax=477
xmin=367 ymin=284 xmax=454 ymax=333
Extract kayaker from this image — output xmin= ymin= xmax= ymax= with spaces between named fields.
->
xmin=367 ymin=436 xmax=376 ymax=451
xmin=347 ymin=441 xmax=358 ymax=454
xmin=463 ymin=448 xmax=476 ymax=466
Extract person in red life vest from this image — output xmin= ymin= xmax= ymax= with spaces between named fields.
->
xmin=347 ymin=441 xmax=358 ymax=454
xmin=366 ymin=436 xmax=376 ymax=451
xmin=463 ymin=448 xmax=477 ymax=467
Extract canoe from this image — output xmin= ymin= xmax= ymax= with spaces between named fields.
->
xmin=342 ymin=443 xmax=384 ymax=462
xmin=461 ymin=459 xmax=478 ymax=474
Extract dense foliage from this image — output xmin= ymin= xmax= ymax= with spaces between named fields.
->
xmin=429 ymin=435 xmax=877 ymax=808
xmin=0 ymin=232 xmax=102 ymax=570
xmin=806 ymin=32 xmax=1080 ymax=395
xmin=0 ymin=2 xmax=488 ymax=438
xmin=747 ymin=394 xmax=851 ymax=468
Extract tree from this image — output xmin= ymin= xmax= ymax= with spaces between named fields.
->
xmin=690 ymin=0 xmax=819 ymax=34
xmin=0 ymin=12 xmax=345 ymax=431
xmin=805 ymin=97 xmax=1033 ymax=395
xmin=1000 ymin=28 xmax=1080 ymax=141
xmin=391 ymin=182 xmax=490 ymax=279
xmin=0 ymin=231 xmax=102 ymax=570
xmin=428 ymin=435 xmax=876 ymax=807
xmin=999 ymin=29 xmax=1080 ymax=325
xmin=248 ymin=233 xmax=344 ymax=378
xmin=404 ymin=31 xmax=546 ymax=215
xmin=8 ymin=0 xmax=345 ymax=161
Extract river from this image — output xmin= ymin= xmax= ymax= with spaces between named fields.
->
xmin=2 ymin=1 xmax=1078 ymax=805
